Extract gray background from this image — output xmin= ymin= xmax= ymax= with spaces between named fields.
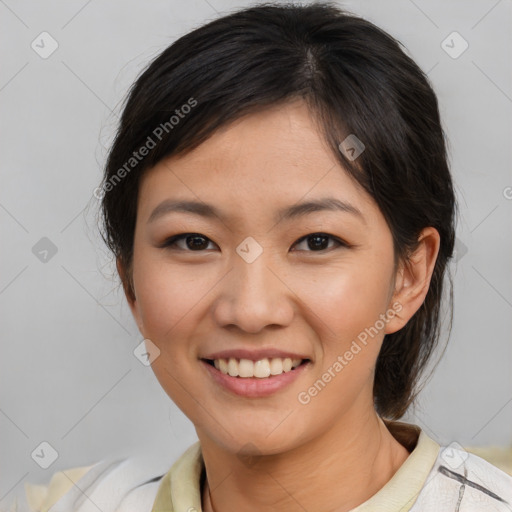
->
xmin=1 ymin=0 xmax=511 ymax=504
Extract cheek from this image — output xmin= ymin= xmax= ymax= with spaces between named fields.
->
xmin=133 ymin=255 xmax=215 ymax=340
xmin=294 ymin=260 xmax=394 ymax=343
xmin=132 ymin=255 xmax=210 ymax=413
xmin=291 ymin=266 xmax=393 ymax=413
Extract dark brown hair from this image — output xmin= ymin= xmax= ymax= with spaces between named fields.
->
xmin=100 ymin=2 xmax=457 ymax=419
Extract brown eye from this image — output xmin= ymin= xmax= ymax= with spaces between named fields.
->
xmin=292 ymin=233 xmax=346 ymax=252
xmin=162 ymin=233 xmax=216 ymax=251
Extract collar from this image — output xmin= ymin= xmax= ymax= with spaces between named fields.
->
xmin=151 ymin=422 xmax=440 ymax=512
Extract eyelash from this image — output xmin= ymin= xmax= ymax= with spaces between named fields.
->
xmin=160 ymin=232 xmax=349 ymax=253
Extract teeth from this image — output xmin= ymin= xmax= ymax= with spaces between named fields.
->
xmin=269 ymin=358 xmax=283 ymax=375
xmin=227 ymin=358 xmax=238 ymax=377
xmin=211 ymin=357 xmax=303 ymax=378
xmin=219 ymin=358 xmax=229 ymax=374
xmin=254 ymin=358 xmax=271 ymax=378
xmin=238 ymin=358 xmax=254 ymax=378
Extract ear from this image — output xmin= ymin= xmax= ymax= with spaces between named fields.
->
xmin=385 ymin=227 xmax=440 ymax=334
xmin=116 ymin=257 xmax=144 ymax=334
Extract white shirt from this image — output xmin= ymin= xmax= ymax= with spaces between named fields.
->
xmin=8 ymin=423 xmax=512 ymax=512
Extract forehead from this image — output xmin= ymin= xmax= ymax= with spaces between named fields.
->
xmin=138 ymin=100 xmax=376 ymax=220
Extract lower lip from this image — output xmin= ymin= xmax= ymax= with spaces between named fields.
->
xmin=200 ymin=360 xmax=310 ymax=398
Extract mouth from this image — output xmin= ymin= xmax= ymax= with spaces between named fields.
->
xmin=200 ymin=356 xmax=311 ymax=398
xmin=201 ymin=357 xmax=310 ymax=378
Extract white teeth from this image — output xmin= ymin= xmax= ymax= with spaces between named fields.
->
xmin=219 ymin=358 xmax=229 ymax=374
xmin=269 ymin=357 xmax=283 ymax=375
xmin=253 ymin=358 xmax=271 ymax=378
xmin=227 ymin=358 xmax=238 ymax=377
xmin=211 ymin=357 xmax=304 ymax=378
xmin=238 ymin=358 xmax=254 ymax=377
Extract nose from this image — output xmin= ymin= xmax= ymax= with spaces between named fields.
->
xmin=211 ymin=249 xmax=294 ymax=334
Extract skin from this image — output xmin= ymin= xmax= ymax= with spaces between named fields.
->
xmin=121 ymin=99 xmax=440 ymax=512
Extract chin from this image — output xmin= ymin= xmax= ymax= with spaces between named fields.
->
xmin=198 ymin=416 xmax=310 ymax=458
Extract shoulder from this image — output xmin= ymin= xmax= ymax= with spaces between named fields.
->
xmin=11 ymin=456 xmax=166 ymax=512
xmin=411 ymin=444 xmax=512 ymax=511
xmin=115 ymin=472 xmax=165 ymax=512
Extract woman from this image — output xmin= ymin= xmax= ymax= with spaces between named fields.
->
xmin=16 ymin=2 xmax=512 ymax=511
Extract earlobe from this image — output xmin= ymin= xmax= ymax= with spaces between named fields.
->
xmin=385 ymin=227 xmax=440 ymax=335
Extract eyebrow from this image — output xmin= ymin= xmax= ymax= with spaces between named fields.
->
xmin=147 ymin=197 xmax=365 ymax=224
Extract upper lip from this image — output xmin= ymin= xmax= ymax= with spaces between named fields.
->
xmin=201 ymin=349 xmax=311 ymax=362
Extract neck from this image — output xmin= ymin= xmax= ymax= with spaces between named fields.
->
xmin=198 ymin=412 xmax=410 ymax=512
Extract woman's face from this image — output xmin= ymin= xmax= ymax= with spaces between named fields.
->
xmin=128 ymin=100 xmax=405 ymax=455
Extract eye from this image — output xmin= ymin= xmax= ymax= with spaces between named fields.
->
xmin=160 ymin=232 xmax=348 ymax=253
xmin=161 ymin=233 xmax=217 ymax=251
xmin=292 ymin=233 xmax=347 ymax=252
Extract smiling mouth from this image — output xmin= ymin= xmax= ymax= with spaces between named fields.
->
xmin=202 ymin=357 xmax=310 ymax=378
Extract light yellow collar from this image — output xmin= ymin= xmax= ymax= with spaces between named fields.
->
xmin=151 ymin=423 xmax=440 ymax=512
